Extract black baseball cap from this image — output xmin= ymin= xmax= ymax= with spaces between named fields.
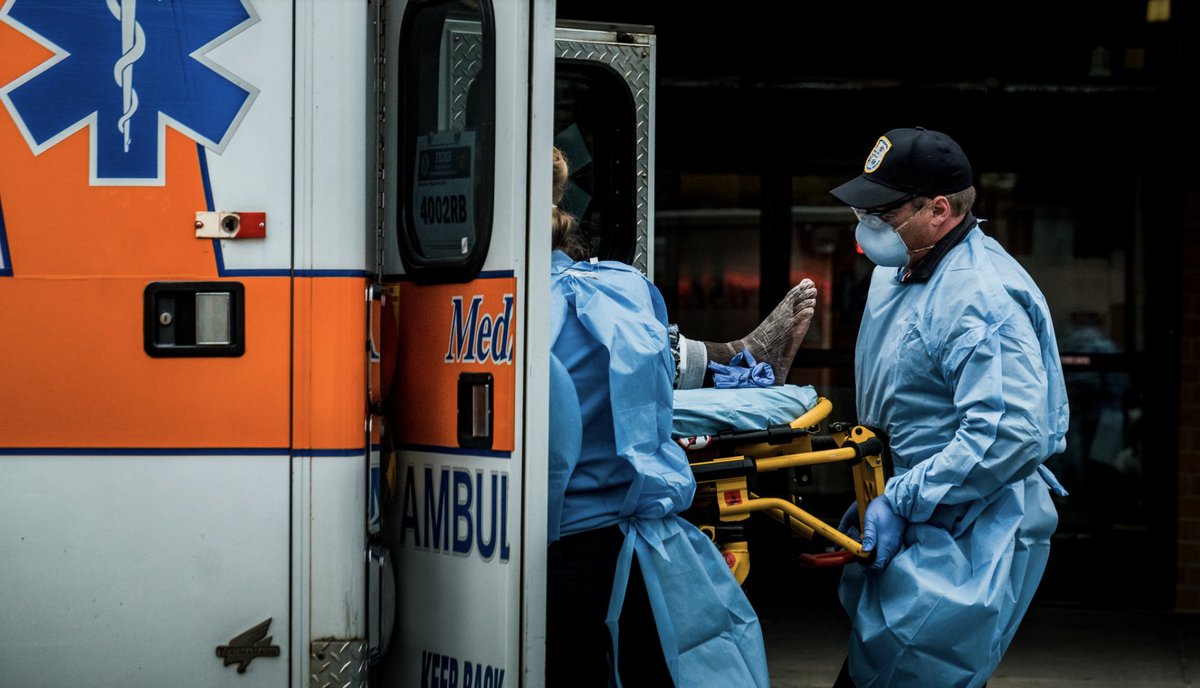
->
xmin=830 ymin=127 xmax=972 ymax=210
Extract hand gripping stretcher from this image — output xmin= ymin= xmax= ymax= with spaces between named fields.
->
xmin=676 ymin=397 xmax=888 ymax=585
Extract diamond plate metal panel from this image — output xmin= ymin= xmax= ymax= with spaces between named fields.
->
xmin=448 ymin=29 xmax=483 ymax=130
xmin=310 ymin=639 xmax=367 ymax=688
xmin=446 ymin=26 xmax=655 ymax=274
xmin=555 ymin=38 xmax=653 ymax=274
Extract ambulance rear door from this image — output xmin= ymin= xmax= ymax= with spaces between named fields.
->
xmin=376 ymin=0 xmax=555 ymax=685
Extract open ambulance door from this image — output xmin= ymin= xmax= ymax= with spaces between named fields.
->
xmin=377 ymin=0 xmax=554 ymax=686
xmin=375 ymin=2 xmax=653 ymax=685
xmin=551 ymin=21 xmax=655 ymax=275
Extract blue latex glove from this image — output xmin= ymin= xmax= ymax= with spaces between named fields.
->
xmin=836 ymin=501 xmax=861 ymax=540
xmin=708 ymin=350 xmax=775 ymax=389
xmin=860 ymin=496 xmax=905 ymax=572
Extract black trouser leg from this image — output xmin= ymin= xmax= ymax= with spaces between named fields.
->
xmin=546 ymin=527 xmax=619 ymax=687
xmin=617 ymin=552 xmax=672 ymax=687
xmin=546 ymin=526 xmax=673 ymax=687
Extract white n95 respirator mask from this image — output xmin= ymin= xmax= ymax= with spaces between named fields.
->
xmin=853 ymin=202 xmax=934 ymax=268
xmin=854 ymin=220 xmax=911 ymax=267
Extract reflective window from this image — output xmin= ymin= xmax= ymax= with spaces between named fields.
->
xmin=975 ymin=173 xmax=1152 ymax=607
xmin=397 ymin=0 xmax=494 ymax=280
xmin=972 ymin=173 xmax=1143 ymax=503
xmin=554 ymin=62 xmax=637 ymax=264
xmin=654 ymin=174 xmax=762 ymax=343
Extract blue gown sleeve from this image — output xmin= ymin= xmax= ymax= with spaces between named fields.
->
xmin=565 ymin=269 xmax=695 ymax=520
xmin=547 ymin=351 xmax=582 ymax=543
xmin=884 ymin=317 xmax=1056 ymax=524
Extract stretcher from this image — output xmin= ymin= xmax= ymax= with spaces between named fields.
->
xmin=675 ymin=396 xmax=888 ymax=585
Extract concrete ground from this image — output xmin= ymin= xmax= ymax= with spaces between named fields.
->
xmin=761 ymin=599 xmax=1200 ymax=687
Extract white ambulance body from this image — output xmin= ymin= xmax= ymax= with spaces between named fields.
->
xmin=0 ymin=0 xmax=654 ymax=686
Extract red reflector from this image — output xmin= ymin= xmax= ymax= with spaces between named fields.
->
xmin=723 ymin=490 xmax=742 ymax=506
xmin=238 ymin=212 xmax=267 ymax=238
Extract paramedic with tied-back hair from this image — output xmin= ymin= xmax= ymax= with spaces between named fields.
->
xmin=543 ymin=145 xmax=807 ymax=687
xmin=828 ymin=127 xmax=1070 ymax=688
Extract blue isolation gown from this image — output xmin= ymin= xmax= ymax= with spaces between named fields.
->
xmin=547 ymin=251 xmax=769 ymax=688
xmin=842 ymin=226 xmax=1069 ymax=688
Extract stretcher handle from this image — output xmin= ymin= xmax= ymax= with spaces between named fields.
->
xmin=754 ymin=436 xmax=884 ymax=473
xmin=798 ymin=551 xmax=858 ymax=567
xmin=789 ymin=397 xmax=834 ymax=429
xmin=755 ymin=446 xmax=857 ymax=472
xmin=748 ymin=492 xmax=816 ymax=540
xmin=798 ymin=546 xmax=879 ymax=568
xmin=705 ymin=423 xmax=811 ymax=450
xmin=703 ymin=398 xmax=836 ymax=453
xmin=720 ymin=497 xmax=867 ymax=557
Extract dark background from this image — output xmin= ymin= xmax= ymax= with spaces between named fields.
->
xmin=558 ymin=0 xmax=1192 ymax=612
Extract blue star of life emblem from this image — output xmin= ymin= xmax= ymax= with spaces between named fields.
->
xmin=0 ymin=0 xmax=259 ymax=186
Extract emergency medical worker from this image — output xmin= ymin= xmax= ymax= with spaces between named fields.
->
xmin=545 ymin=147 xmax=769 ymax=687
xmin=828 ymin=128 xmax=1069 ymax=688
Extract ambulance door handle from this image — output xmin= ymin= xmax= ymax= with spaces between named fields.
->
xmin=368 ymin=285 xmax=385 ymax=410
xmin=143 ymin=281 xmax=245 ymax=357
xmin=457 ymin=373 xmax=493 ymax=449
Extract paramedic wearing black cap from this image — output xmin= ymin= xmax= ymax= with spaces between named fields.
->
xmin=828 ymin=127 xmax=1071 ymax=688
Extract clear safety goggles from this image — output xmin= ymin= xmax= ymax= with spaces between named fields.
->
xmin=852 ymin=208 xmax=896 ymax=231
xmin=852 ymin=195 xmax=919 ymax=231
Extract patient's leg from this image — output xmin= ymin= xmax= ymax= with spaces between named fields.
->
xmin=701 ymin=279 xmax=817 ymax=385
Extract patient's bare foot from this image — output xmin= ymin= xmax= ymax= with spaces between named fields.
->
xmin=703 ymin=279 xmax=817 ymax=384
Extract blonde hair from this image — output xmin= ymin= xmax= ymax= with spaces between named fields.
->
xmin=552 ymin=146 xmax=570 ymax=206
xmin=552 ymin=146 xmax=588 ymax=260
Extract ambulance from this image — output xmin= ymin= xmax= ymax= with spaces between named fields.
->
xmin=0 ymin=0 xmax=655 ymax=686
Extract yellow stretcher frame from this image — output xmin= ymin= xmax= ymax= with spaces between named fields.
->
xmin=684 ymin=397 xmax=887 ymax=584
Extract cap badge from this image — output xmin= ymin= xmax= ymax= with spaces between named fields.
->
xmin=864 ymin=136 xmax=892 ymax=174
